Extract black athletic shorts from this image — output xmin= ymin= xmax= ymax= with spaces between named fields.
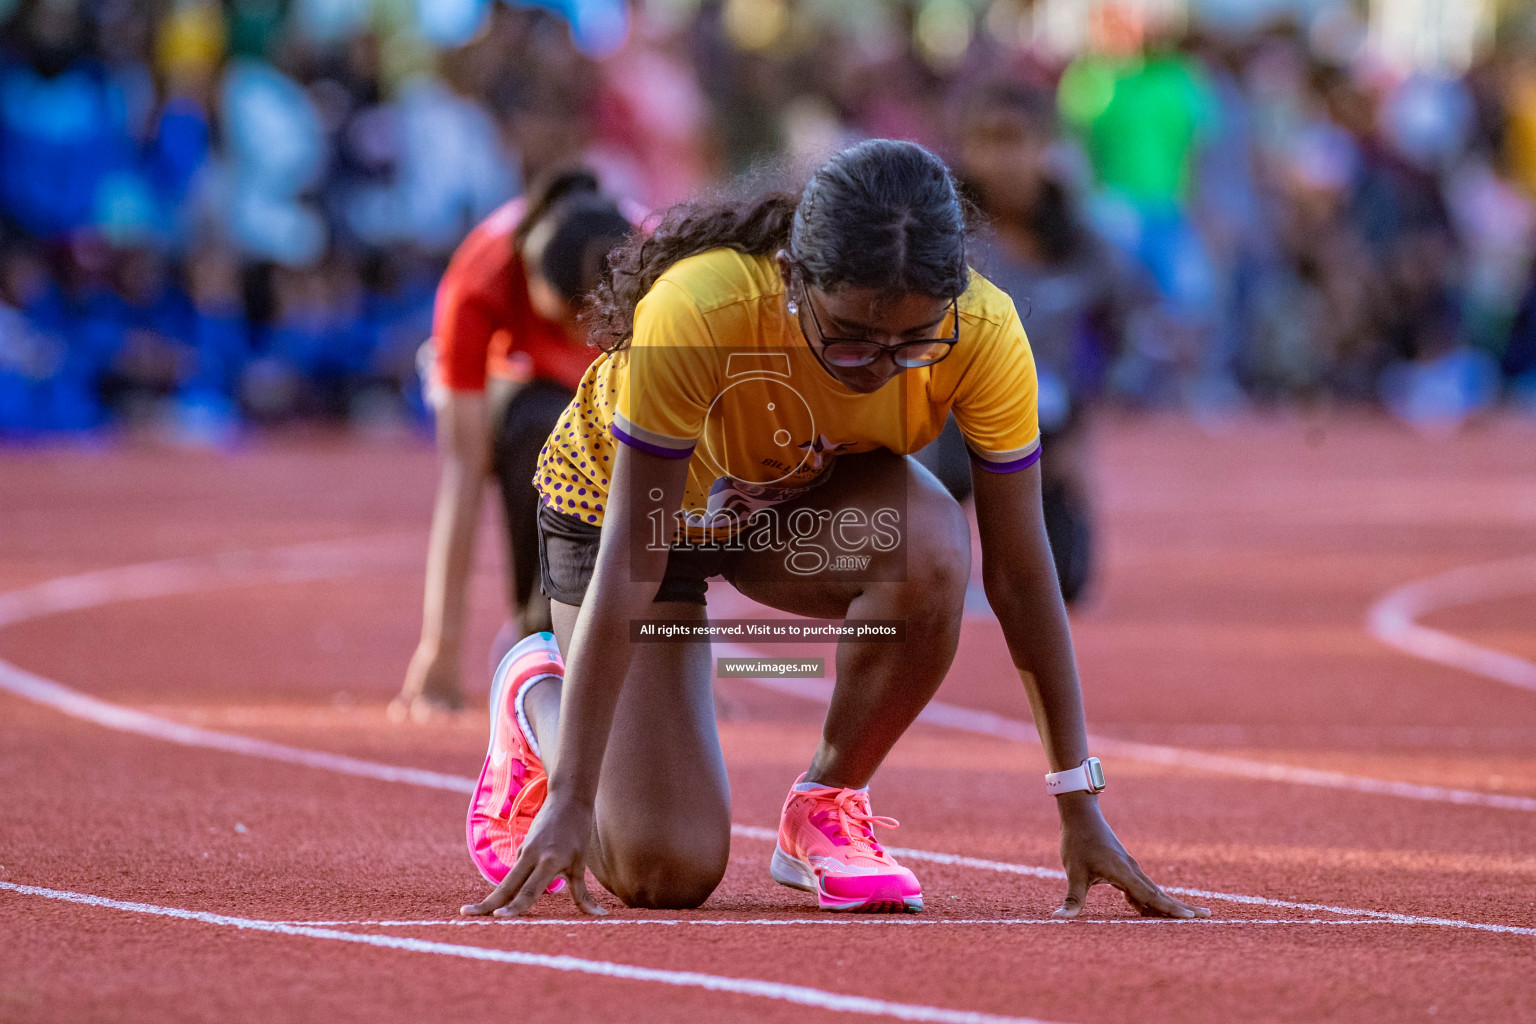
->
xmin=537 ymin=503 xmax=758 ymax=606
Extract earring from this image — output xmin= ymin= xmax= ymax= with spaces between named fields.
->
xmin=787 ymin=300 xmax=798 ymax=315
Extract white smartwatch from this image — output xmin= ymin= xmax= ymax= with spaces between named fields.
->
xmin=1045 ymin=757 xmax=1106 ymax=796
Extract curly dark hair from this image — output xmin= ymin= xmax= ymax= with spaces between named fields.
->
xmin=589 ymin=139 xmax=969 ymax=352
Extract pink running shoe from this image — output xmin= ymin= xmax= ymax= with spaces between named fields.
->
xmin=771 ymin=774 xmax=923 ymax=913
xmin=466 ymin=631 xmax=565 ymax=893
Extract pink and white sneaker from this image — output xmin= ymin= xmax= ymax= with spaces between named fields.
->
xmin=771 ymin=774 xmax=923 ymax=913
xmin=466 ymin=631 xmax=565 ymax=892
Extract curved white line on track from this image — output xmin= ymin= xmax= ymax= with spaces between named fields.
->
xmin=729 ymin=671 xmax=1536 ymax=813
xmin=0 ymin=881 xmax=1058 ymax=1024
xmin=1 ymin=666 xmax=475 ymax=794
xmin=0 ymin=541 xmax=1532 ymax=942
xmin=721 ymin=574 xmax=1536 ymax=812
xmin=0 ymin=539 xmax=476 ymax=794
xmin=7 ymin=540 xmax=1530 ymax=810
xmin=0 ymin=535 xmax=418 ymax=629
xmin=1367 ymin=555 xmax=1536 ymax=694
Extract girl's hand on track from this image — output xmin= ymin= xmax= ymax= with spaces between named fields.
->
xmin=459 ymin=798 xmax=607 ymax=918
xmin=1052 ymin=793 xmax=1209 ymax=920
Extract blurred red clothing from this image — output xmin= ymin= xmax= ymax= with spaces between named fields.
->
xmin=433 ymin=199 xmax=598 ymax=393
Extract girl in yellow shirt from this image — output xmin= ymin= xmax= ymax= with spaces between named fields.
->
xmin=461 ymin=139 xmax=1207 ymax=921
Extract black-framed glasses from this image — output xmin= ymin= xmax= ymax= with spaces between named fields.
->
xmin=799 ymin=283 xmax=958 ymax=369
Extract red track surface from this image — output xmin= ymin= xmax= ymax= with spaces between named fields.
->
xmin=3 ymin=414 xmax=1535 ymax=1023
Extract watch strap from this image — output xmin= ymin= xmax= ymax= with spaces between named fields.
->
xmin=1045 ymin=757 xmax=1105 ymax=796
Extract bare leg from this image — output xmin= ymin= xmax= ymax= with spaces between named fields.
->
xmin=514 ymin=451 xmax=966 ymax=903
xmin=729 ymin=450 xmax=971 ymax=789
xmin=520 ymin=600 xmax=731 ymax=909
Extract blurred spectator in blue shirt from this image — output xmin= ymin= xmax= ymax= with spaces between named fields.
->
xmin=0 ymin=1 xmax=132 ymax=239
xmin=181 ymin=244 xmax=249 ymax=403
xmin=96 ymin=246 xmax=193 ymax=420
xmin=0 ymin=239 xmax=68 ymax=432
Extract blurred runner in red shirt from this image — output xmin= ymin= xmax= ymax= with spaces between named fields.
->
xmin=393 ymin=169 xmax=635 ymax=720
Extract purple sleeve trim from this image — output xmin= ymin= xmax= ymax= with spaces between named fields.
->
xmin=969 ymin=446 xmax=1043 ymax=474
xmin=610 ymin=422 xmax=696 ymax=460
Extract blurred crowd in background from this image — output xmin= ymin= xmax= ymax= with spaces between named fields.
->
xmin=3 ymin=0 xmax=1536 ymax=441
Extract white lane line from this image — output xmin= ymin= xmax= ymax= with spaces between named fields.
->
xmin=9 ymin=541 xmax=1529 ymax=813
xmin=736 ymin=829 xmax=1536 ymax=936
xmin=722 ymin=575 xmax=1536 ymax=813
xmin=0 ymin=539 xmax=473 ymax=793
xmin=729 ymin=670 xmax=1536 ymax=813
xmin=0 ymin=881 xmax=1058 ymax=1024
xmin=1367 ymin=555 xmax=1536 ymax=694
xmin=0 ymin=535 xmax=419 ymax=629
xmin=260 ymin=917 xmax=1410 ymax=929
xmin=861 ymin=842 xmax=1536 ymax=937
xmin=0 ymin=664 xmax=474 ymax=794
xmin=1 ymin=545 xmax=1531 ymax=939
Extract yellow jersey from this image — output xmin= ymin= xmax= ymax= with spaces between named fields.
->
xmin=534 ymin=249 xmax=1040 ymax=541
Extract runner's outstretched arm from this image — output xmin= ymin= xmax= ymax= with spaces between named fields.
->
xmin=972 ymin=461 xmax=1210 ymax=920
xmin=397 ymin=389 xmax=491 ymax=715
